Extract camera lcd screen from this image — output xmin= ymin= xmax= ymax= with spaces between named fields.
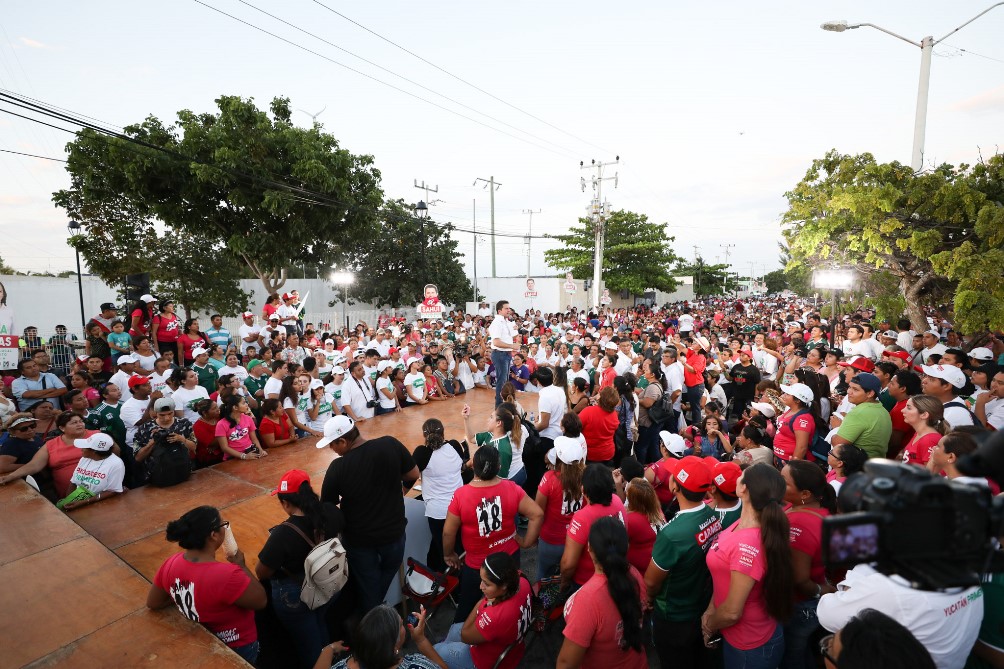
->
xmin=823 ymin=515 xmax=882 ymax=568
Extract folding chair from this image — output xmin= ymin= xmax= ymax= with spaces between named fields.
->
xmin=401 ymin=557 xmax=460 ymax=624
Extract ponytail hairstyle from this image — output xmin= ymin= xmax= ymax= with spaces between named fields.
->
xmin=739 ymin=463 xmax=793 ymax=621
xmin=422 ymin=418 xmax=445 ymax=450
xmin=165 ymin=505 xmax=222 ymax=550
xmin=169 ymin=366 xmax=188 ymax=388
xmin=473 ymin=445 xmax=501 ymax=480
xmin=494 ymin=405 xmax=516 ymax=435
xmin=741 ymin=423 xmax=769 ymax=447
xmin=195 ymin=398 xmax=217 ymax=419
xmin=481 ymin=551 xmax=521 ymax=603
xmin=500 ymin=382 xmax=517 ymax=405
xmin=498 ymin=403 xmax=522 ymax=447
xmin=626 ymin=477 xmax=665 ymax=528
xmin=277 ymin=479 xmax=331 ymax=542
xmin=786 ymin=460 xmax=837 ymax=514
xmin=907 ymin=395 xmax=949 ymax=436
xmin=587 ymin=517 xmax=644 ymax=652
xmin=221 ymin=395 xmax=244 ymax=428
xmin=614 ymin=376 xmax=636 ymax=410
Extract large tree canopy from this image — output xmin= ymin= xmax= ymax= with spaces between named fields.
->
xmin=54 ymin=95 xmax=385 ymax=295
xmin=674 ymin=257 xmax=732 ymax=297
xmin=343 ymin=199 xmax=474 ymax=307
xmin=782 ymin=150 xmax=1004 ymax=333
xmin=544 ymin=210 xmax=681 ymax=295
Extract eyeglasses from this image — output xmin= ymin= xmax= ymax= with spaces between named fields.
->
xmin=826 ymin=448 xmax=843 ymax=461
xmin=214 ymin=520 xmax=230 ymax=532
xmin=819 ymin=634 xmax=839 ymax=667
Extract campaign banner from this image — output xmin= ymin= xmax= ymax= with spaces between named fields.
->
xmin=0 ymin=335 xmax=19 ymax=370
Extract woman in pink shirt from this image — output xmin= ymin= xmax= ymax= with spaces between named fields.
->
xmin=702 ymin=463 xmax=792 ymax=668
xmin=560 ymin=464 xmax=626 ymax=590
xmin=899 ymin=395 xmax=948 ymax=466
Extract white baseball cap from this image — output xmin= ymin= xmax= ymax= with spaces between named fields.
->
xmin=242 ymin=311 xmax=255 ymax=319
xmin=658 ymin=431 xmax=686 ymax=456
xmin=316 ymin=415 xmax=356 ymax=448
xmin=117 ymin=355 xmax=136 ymax=364
xmin=922 ymin=364 xmax=966 ymax=389
xmin=780 ymin=383 xmax=815 ymax=405
xmin=969 ymin=347 xmax=994 ymax=362
xmin=546 ymin=436 xmax=586 ymax=466
xmin=191 ymin=347 xmax=209 ymax=357
xmin=74 ymin=433 xmax=115 ymax=452
xmin=749 ymin=402 xmax=776 ymax=418
xmin=331 ymin=366 xmax=346 ymax=375
xmin=377 ymin=360 xmax=394 ymax=373
xmin=140 ymin=294 xmax=156 ymax=303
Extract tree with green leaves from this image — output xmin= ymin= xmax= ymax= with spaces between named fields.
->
xmin=344 ymin=199 xmax=474 ymax=307
xmin=54 ymin=95 xmax=384 ymax=295
xmin=673 ymin=257 xmax=732 ymax=297
xmin=777 ymin=242 xmax=811 ymax=296
xmin=0 ymin=256 xmax=16 ymax=274
xmin=762 ymin=269 xmax=788 ymax=295
xmin=782 ymin=150 xmax=1004 ymax=334
xmin=544 ymin=210 xmax=681 ymax=295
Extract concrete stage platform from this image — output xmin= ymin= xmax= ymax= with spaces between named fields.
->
xmin=1 ymin=388 xmax=534 ymax=668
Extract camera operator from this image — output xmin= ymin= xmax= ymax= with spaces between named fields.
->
xmin=341 ymin=361 xmax=377 ymax=422
xmin=821 ymin=608 xmax=936 ymax=669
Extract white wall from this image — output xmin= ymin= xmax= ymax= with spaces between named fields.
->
xmin=469 ymin=277 xmax=593 ymax=315
xmin=0 ymin=274 xmax=119 ymax=337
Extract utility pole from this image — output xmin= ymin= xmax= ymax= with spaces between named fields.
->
xmin=720 ymin=244 xmax=735 ymax=295
xmin=473 ymin=198 xmax=478 ymax=302
xmin=474 ymin=177 xmax=502 ymax=277
xmin=296 ymin=106 xmax=327 ymax=125
xmin=692 ymin=245 xmax=701 ymax=296
xmin=580 ymin=157 xmax=619 ymax=310
xmin=522 ymin=208 xmax=540 ymax=278
xmin=413 ymin=180 xmax=439 ymax=282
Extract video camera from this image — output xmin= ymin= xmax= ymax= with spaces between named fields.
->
xmin=822 ymin=448 xmax=1004 ymax=590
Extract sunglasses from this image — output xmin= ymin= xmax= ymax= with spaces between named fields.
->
xmin=11 ymin=424 xmax=37 ymax=432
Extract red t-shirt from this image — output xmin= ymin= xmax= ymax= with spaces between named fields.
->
xmin=787 ymin=507 xmax=830 ymax=599
xmin=902 ymin=431 xmax=940 ymax=466
xmin=579 ymin=406 xmax=619 ymax=462
xmin=890 ymin=400 xmax=915 ymax=446
xmin=562 ymin=570 xmax=648 ymax=669
xmin=536 ymin=470 xmax=585 ymax=545
xmin=179 ymin=334 xmax=207 ymax=362
xmin=772 ymin=409 xmax=815 ymax=461
xmin=448 ymin=480 xmax=526 ymax=568
xmin=568 ymin=496 xmax=626 ymax=585
xmin=153 ymin=313 xmax=181 ymax=343
xmin=153 ymin=552 xmax=256 ymax=648
xmin=192 ymin=419 xmax=223 ymax=466
xmin=625 ymin=511 xmax=659 ymax=575
xmin=470 ymin=577 xmax=533 ymax=669
xmin=646 ymin=459 xmax=675 ymax=506
xmin=259 ymin=414 xmax=292 ymax=442
xmin=707 ymin=525 xmax=773 ymax=650
xmin=684 ymin=349 xmax=706 ymax=387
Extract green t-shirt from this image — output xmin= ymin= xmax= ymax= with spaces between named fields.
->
xmin=476 ymin=431 xmax=513 ymax=478
xmin=193 ymin=363 xmax=218 ymax=394
xmin=650 ymin=504 xmax=722 ymax=622
xmin=244 ymin=375 xmax=267 ymax=399
xmin=836 ymin=401 xmax=893 ymax=459
xmin=636 ymin=377 xmax=650 ymax=390
xmin=715 ymin=502 xmax=742 ymax=531
xmin=85 ymin=402 xmax=126 ymax=448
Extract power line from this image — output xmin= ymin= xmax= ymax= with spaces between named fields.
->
xmin=939 ymin=41 xmax=1004 ymax=64
xmin=232 ymin=0 xmax=580 ymax=156
xmin=0 ymin=148 xmax=67 ymax=162
xmin=190 ymin=0 xmax=579 ymax=160
xmin=309 ymin=0 xmax=611 ymax=155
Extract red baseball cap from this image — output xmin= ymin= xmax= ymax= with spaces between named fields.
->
xmin=127 ymin=374 xmax=150 ymax=389
xmin=712 ymin=461 xmax=742 ymax=496
xmin=838 ymin=357 xmax=875 ymax=373
xmin=271 ymin=469 xmax=310 ymax=496
xmin=389 ymin=347 xmax=399 ymax=355
xmin=882 ymin=350 xmax=911 ymax=363
xmin=674 ymin=456 xmax=712 ymax=493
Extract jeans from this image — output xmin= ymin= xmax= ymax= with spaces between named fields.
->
xmin=536 ymin=539 xmax=564 ymax=581
xmin=636 ymin=423 xmax=662 ymax=465
xmin=780 ymin=598 xmax=821 ymax=669
xmin=375 ymin=405 xmax=396 ymax=416
xmin=653 ymin=615 xmax=710 ymax=669
xmin=723 ymin=622 xmax=784 ymax=669
xmin=491 ymin=349 xmax=512 ymax=407
xmin=232 ymin=640 xmax=260 ymax=665
xmin=685 ymin=383 xmax=704 ymax=427
xmin=270 ymin=576 xmax=332 ymax=669
xmin=344 ymin=533 xmax=406 ymax=614
xmin=434 ymin=623 xmax=476 ymax=669
xmin=508 ymin=466 xmax=527 ymax=488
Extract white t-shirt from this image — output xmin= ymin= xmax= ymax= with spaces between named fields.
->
xmin=568 ymin=368 xmax=590 ymax=388
xmin=149 ymin=371 xmax=172 ymax=397
xmin=219 ymin=365 xmax=249 ymax=383
xmin=238 ymin=324 xmax=260 ymax=355
xmin=678 ymin=314 xmax=694 ymax=333
xmin=171 ymin=386 xmax=210 ymax=424
xmin=985 ymin=397 xmax=1004 ymax=430
xmin=376 ymin=377 xmax=397 ymax=409
xmin=842 ymin=338 xmax=877 ymax=362
xmin=134 ymin=351 xmax=160 ymax=372
xmin=109 ymin=370 xmax=133 ymax=402
xmin=119 ymin=397 xmax=149 ymax=448
xmin=404 ymin=373 xmax=426 ymax=403
xmin=897 ymin=330 xmax=917 ymax=351
xmin=817 ymin=563 xmax=982 ymax=669
xmin=488 ymin=316 xmax=515 ymax=351
xmin=283 ymin=392 xmax=312 ymax=426
xmin=664 ymin=361 xmax=686 ymax=411
xmin=922 ymin=343 xmax=948 ymax=364
xmin=263 ymin=376 xmax=283 ymax=399
xmin=422 ymin=445 xmax=464 ymax=520
xmin=537 ymin=385 xmax=566 ymax=440
xmin=325 ymin=381 xmax=345 ymax=409
xmin=307 ymin=393 xmax=335 ymax=432
xmin=614 ymin=352 xmax=633 ymax=375
xmin=69 ymin=454 xmax=125 ymax=495
xmin=753 ymin=347 xmax=779 ymax=377
xmin=343 ymin=376 xmax=375 ymax=419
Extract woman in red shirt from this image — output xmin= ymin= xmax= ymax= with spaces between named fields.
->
xmin=534 ymin=436 xmax=586 ymax=581
xmin=559 ymin=517 xmax=648 ymax=669
xmin=624 ymin=477 xmax=665 ymax=575
xmin=579 ymin=387 xmax=620 ymax=464
xmin=191 ymin=399 xmax=223 ymax=468
xmin=561 ymin=464 xmax=626 ymax=590
xmin=899 ymin=395 xmax=948 ymax=466
xmin=782 ymin=460 xmax=837 ymax=669
xmin=702 ymin=463 xmax=792 ymax=668
xmin=179 ymin=318 xmax=208 ymax=364
xmin=128 ymin=296 xmax=156 ymax=341
xmin=258 ymin=398 xmax=298 ymax=449
xmin=151 ymin=299 xmax=181 ymax=356
xmin=146 ymin=505 xmax=267 ymax=664
xmin=443 ymin=447 xmax=543 ymax=625
xmin=773 ymin=383 xmax=821 ymax=465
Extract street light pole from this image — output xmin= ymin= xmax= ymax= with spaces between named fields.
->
xmin=67 ymin=221 xmax=86 ymax=333
xmin=821 ymin=3 xmax=1004 ymax=172
xmin=330 ymin=271 xmax=354 ymax=335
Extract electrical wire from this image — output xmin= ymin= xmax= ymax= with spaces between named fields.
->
xmin=309 ymin=0 xmax=612 ymax=156
xmin=0 ymin=148 xmax=67 ymax=162
xmin=939 ymin=42 xmax=1004 ymax=64
xmin=190 ymin=0 xmax=580 ymax=160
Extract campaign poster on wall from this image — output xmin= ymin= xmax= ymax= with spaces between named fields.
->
xmin=563 ymin=272 xmax=576 ymax=294
xmin=417 ymin=283 xmax=445 ymax=318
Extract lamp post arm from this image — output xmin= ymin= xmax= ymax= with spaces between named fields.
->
xmin=936 ymin=2 xmax=1004 ymax=44
xmin=854 ymin=23 xmax=922 ymax=48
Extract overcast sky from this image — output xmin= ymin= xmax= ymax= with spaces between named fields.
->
xmin=2 ymin=0 xmax=1003 ymax=282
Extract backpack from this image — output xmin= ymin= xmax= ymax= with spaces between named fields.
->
xmin=281 ymin=522 xmax=349 ymax=610
xmin=647 ymin=385 xmax=675 ymax=427
xmin=521 ymin=418 xmax=543 ymax=459
xmin=146 ymin=438 xmax=192 ymax=487
xmin=787 ymin=409 xmax=830 ymax=463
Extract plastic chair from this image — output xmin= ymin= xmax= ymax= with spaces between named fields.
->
xmin=401 ymin=557 xmax=460 ymax=623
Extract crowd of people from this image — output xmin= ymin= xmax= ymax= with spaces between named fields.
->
xmin=2 ymin=291 xmax=1004 ymax=669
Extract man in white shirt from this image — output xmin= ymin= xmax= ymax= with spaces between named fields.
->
xmin=841 ymin=325 xmax=879 ymax=361
xmin=371 ymin=330 xmax=391 ymax=358
xmin=614 ymin=338 xmax=634 ymax=375
xmin=260 ymin=316 xmax=281 ymax=349
xmin=276 ymin=293 xmax=299 ymax=335
xmin=341 ymin=361 xmax=376 ymax=421
xmin=661 ymin=348 xmax=685 ymax=418
xmin=895 ymin=318 xmax=917 ymax=352
xmin=677 ymin=310 xmax=695 ymax=337
xmin=109 ymin=356 xmax=139 ymax=401
xmin=532 ymin=366 xmax=566 ymax=486
xmin=920 ymin=331 xmax=948 ymax=364
xmin=921 ymin=364 xmax=975 ymax=429
xmin=817 ymin=563 xmax=982 ymax=669
xmin=120 ymin=375 xmax=153 ymax=450
xmin=237 ymin=312 xmax=261 ymax=356
xmin=975 ymin=369 xmax=1004 ymax=430
xmin=263 ymin=360 xmax=287 ymax=399
xmin=488 ymin=300 xmax=517 ymax=407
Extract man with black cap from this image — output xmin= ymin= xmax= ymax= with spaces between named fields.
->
xmin=88 ymin=302 xmax=119 ymax=335
xmin=831 ymin=373 xmax=893 ymax=459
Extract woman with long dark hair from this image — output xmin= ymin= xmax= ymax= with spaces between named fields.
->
xmin=703 ymin=463 xmax=793 ymax=668
xmin=773 ymin=383 xmax=823 ymax=465
xmin=128 ymin=295 xmax=155 ymax=341
xmin=414 ymin=417 xmax=468 ymax=571
xmin=558 ymin=516 xmax=647 ymax=669
xmin=256 ymin=470 xmax=345 ymax=669
xmin=215 ymin=395 xmax=266 ymax=461
xmin=535 ymin=435 xmax=586 ymax=580
xmin=561 ymin=464 xmax=626 ymax=590
xmin=151 ymin=299 xmax=181 ymax=356
xmin=147 ymin=506 xmax=267 ymax=664
xmin=178 ymin=318 xmax=208 ymax=365
xmin=825 ymin=443 xmax=867 ymax=497
xmin=315 ymin=604 xmax=447 ymax=669
xmin=781 ymin=460 xmax=838 ymax=669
